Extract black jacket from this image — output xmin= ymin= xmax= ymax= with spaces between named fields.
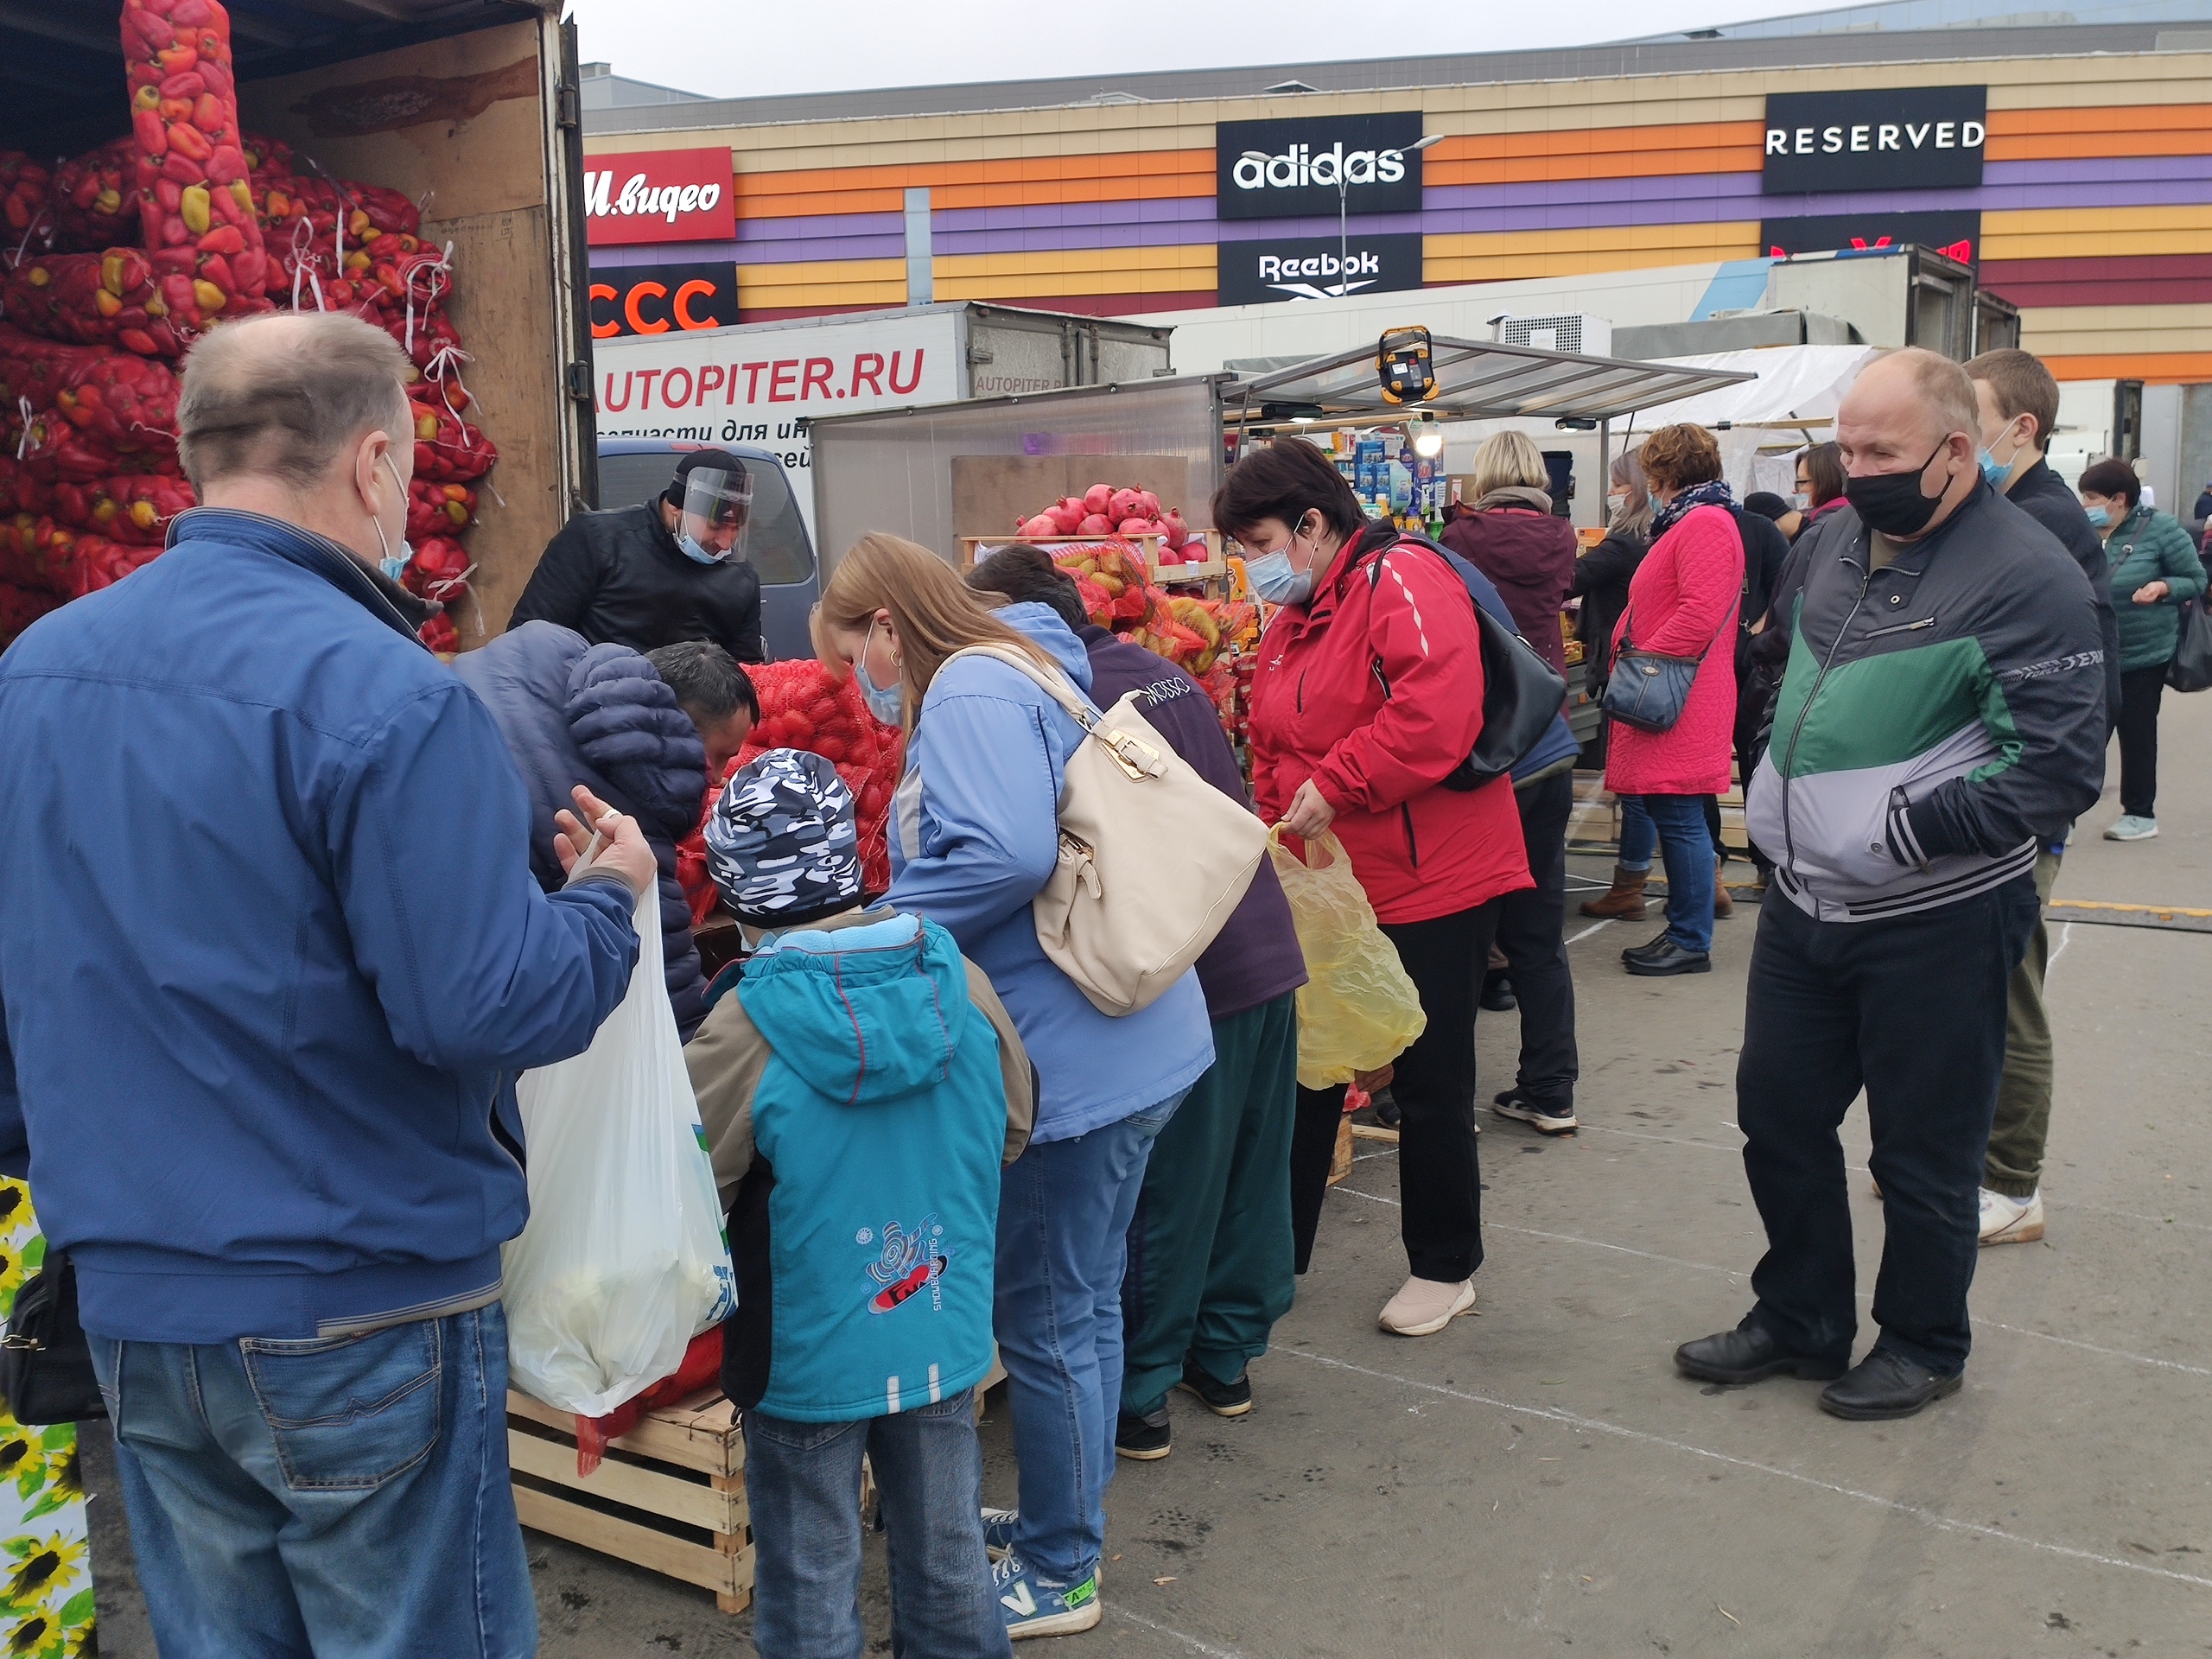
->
xmin=2005 ymin=458 xmax=2122 ymax=728
xmin=1571 ymin=530 xmax=1649 ymax=685
xmin=509 ymin=500 xmax=764 ymax=662
xmin=1746 ymin=480 xmax=2107 ymax=922
xmin=452 ymin=622 xmax=711 ymax=1038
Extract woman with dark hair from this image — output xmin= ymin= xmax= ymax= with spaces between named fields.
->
xmin=2078 ymin=458 xmax=2208 ymax=841
xmin=1601 ymin=423 xmax=1743 ymax=977
xmin=1793 ymin=442 xmax=1849 ymax=538
xmin=1217 ymin=438 xmax=1531 ymax=1339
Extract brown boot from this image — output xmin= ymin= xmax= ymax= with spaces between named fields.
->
xmin=1580 ymin=865 xmax=1649 ymax=920
xmin=1713 ymin=856 xmax=1734 ymax=919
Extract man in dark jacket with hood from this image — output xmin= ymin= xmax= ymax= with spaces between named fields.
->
xmin=1961 ymin=349 xmax=2121 ymax=1251
xmin=455 ymin=623 xmax=752 ymax=1039
xmin=509 ymin=449 xmax=766 ymax=662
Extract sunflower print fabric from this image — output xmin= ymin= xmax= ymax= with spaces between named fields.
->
xmin=0 ymin=1182 xmax=91 ymax=1658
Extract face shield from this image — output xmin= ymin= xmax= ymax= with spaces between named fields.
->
xmin=674 ymin=466 xmax=753 ymax=564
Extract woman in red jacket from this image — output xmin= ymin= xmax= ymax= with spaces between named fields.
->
xmin=1604 ymin=423 xmax=1744 ymax=978
xmin=1218 ymin=439 xmax=1531 ymax=1339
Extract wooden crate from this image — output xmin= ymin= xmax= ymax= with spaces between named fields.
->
xmin=508 ymin=1389 xmax=754 ymax=1615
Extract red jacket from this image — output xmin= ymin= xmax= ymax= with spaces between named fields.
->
xmin=1603 ymin=505 xmax=1742 ymax=797
xmin=1249 ymin=527 xmax=1532 ymax=925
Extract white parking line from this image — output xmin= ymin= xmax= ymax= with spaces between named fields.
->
xmin=1564 ymin=918 xmax=1615 ymax=946
xmin=1268 ymin=1348 xmax=2212 ymax=1592
xmin=1113 ymin=1607 xmax=1245 ymax=1658
xmin=1325 ymin=1183 xmax=2212 ymax=1378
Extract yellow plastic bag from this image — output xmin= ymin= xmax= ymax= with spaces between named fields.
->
xmin=1269 ymin=828 xmax=1427 ymax=1088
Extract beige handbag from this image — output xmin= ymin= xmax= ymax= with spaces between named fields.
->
xmin=942 ymin=644 xmax=1270 ymax=1016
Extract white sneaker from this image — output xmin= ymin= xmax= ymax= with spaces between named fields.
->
xmin=1377 ymin=1275 xmax=1477 ymax=1336
xmin=2104 ymin=815 xmax=2158 ymax=841
xmin=1979 ymin=1187 xmax=2045 ymax=1246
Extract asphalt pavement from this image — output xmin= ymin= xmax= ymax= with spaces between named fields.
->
xmin=87 ymin=693 xmax=2212 ymax=1658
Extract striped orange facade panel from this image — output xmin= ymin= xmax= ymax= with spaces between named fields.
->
xmin=736 ymin=149 xmax=1216 ymax=220
xmin=2035 ymin=352 xmax=2212 ymax=383
xmin=1427 ymin=121 xmax=1765 ymax=184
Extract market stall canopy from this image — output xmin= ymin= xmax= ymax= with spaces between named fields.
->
xmin=1617 ymin=346 xmax=1880 ymax=435
xmin=3 ymin=2 xmax=556 ymax=156
xmin=1221 ymin=334 xmax=1757 ymax=428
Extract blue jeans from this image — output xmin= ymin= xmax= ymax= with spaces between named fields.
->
xmin=91 ymin=1304 xmax=532 ymax=1659
xmin=995 ymin=1092 xmax=1185 ymax=1584
xmin=743 ymin=1389 xmax=1008 ymax=1659
xmin=1618 ymin=793 xmax=1656 ymax=872
xmin=1642 ymin=793 xmax=1715 ymax=955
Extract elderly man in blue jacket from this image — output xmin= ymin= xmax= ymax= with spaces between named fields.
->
xmin=0 ymin=310 xmax=655 ymax=1659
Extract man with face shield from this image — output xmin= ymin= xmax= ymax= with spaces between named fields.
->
xmin=1679 ymin=349 xmax=2107 ymax=1423
xmin=510 ymin=448 xmax=766 ymax=662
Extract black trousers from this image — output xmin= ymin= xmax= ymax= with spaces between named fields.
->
xmin=1736 ymin=876 xmax=2039 ymax=1374
xmin=1290 ymin=900 xmax=1501 ymax=1283
xmin=2117 ymin=663 xmax=2166 ymax=817
xmin=1491 ymin=770 xmax=1577 ymax=1108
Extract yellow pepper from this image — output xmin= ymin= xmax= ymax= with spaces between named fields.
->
xmin=180 ymin=184 xmax=211 ymax=237
xmin=192 ymin=279 xmax=226 ymax=313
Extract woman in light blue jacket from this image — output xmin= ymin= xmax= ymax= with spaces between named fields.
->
xmin=814 ymin=533 xmax=1215 ymax=1641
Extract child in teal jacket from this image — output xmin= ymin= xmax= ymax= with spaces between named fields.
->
xmin=685 ymin=748 xmax=1031 ymax=1659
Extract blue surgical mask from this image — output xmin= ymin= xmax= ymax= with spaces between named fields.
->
xmin=855 ymin=620 xmax=904 ymax=724
xmin=1246 ymin=549 xmax=1314 ymax=606
xmin=372 ymin=456 xmax=413 ymax=582
xmin=2085 ymin=505 xmax=2111 ymax=528
xmin=678 ymin=531 xmax=723 ymax=565
xmin=1979 ymin=431 xmax=2023 ymax=489
xmin=1649 ymin=491 xmax=1665 ymax=515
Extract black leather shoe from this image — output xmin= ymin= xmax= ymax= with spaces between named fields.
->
xmin=1818 ymin=1351 xmax=1962 ymax=1421
xmin=1675 ymin=1321 xmax=1847 ymax=1385
xmin=1622 ymin=930 xmax=1673 ymax=963
xmin=1625 ymin=939 xmax=1712 ymax=976
xmin=1480 ymin=975 xmax=1516 ymax=1012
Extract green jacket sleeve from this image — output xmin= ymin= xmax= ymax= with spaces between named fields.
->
xmin=2155 ymin=515 xmax=2208 ymax=602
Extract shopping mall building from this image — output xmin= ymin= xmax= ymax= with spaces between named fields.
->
xmin=582 ymin=0 xmax=2212 ymax=496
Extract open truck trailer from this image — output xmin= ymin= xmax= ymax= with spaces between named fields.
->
xmin=3 ymin=1 xmax=595 ymax=636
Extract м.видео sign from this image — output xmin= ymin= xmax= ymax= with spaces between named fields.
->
xmin=583 ymin=147 xmax=738 ymax=246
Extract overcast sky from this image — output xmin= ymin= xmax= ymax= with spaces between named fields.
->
xmin=569 ymin=0 xmax=1810 ymax=100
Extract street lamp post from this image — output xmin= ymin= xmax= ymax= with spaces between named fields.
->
xmin=1237 ymin=132 xmax=1444 ymax=300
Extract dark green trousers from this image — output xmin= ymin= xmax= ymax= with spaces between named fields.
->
xmin=1119 ymin=994 xmax=1299 ymax=1416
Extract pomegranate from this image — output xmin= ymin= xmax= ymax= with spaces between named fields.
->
xmin=1082 ymin=482 xmax=1113 ymax=516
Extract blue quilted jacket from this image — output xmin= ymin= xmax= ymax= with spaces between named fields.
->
xmin=454 ymin=622 xmax=710 ymax=1036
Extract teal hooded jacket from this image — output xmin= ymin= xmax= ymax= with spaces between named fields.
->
xmin=702 ymin=911 xmax=1020 ymax=1422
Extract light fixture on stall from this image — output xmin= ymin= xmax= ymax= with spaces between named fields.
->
xmin=1408 ymin=416 xmax=1445 ymax=459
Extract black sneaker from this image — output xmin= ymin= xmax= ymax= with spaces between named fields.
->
xmin=1492 ymin=1089 xmax=1578 ymax=1135
xmin=1480 ymin=974 xmax=1516 ymax=1013
xmin=1115 ymin=1408 xmax=1171 ymax=1460
xmin=1174 ymin=1359 xmax=1253 ymax=1418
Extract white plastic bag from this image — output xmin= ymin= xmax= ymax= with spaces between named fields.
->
xmin=502 ymin=887 xmax=735 ymax=1416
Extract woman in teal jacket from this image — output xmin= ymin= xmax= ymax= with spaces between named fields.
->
xmin=2080 ymin=459 xmax=2208 ymax=840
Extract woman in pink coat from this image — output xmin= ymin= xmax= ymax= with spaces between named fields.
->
xmin=1604 ymin=423 xmax=1743 ymax=977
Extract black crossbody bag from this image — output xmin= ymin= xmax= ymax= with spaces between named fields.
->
xmin=1 ymin=1255 xmax=106 ymax=1426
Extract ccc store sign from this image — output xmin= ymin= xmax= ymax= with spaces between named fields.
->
xmin=589 ymin=262 xmax=740 ymax=339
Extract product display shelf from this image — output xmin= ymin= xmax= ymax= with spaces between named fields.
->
xmin=507 ymin=1388 xmax=755 ymax=1615
xmin=958 ymin=531 xmax=1229 ymax=588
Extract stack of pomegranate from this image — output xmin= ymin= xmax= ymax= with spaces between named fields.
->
xmin=1014 ymin=481 xmax=1211 ymax=567
xmin=0 ymin=0 xmax=494 ymax=653
xmin=675 ymin=660 xmax=907 ymax=925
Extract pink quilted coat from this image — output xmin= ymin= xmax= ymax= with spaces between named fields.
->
xmin=1603 ymin=505 xmax=1742 ymax=796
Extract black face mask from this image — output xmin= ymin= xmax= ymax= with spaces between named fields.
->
xmin=1844 ymin=441 xmax=1958 ymax=538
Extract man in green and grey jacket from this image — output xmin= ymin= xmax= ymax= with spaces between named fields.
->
xmin=1675 ymin=350 xmax=2107 ymax=1422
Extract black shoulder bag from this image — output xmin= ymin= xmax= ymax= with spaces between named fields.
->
xmin=1358 ymin=528 xmax=1567 ymax=788
xmin=1 ymin=1256 xmax=106 ymax=1426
